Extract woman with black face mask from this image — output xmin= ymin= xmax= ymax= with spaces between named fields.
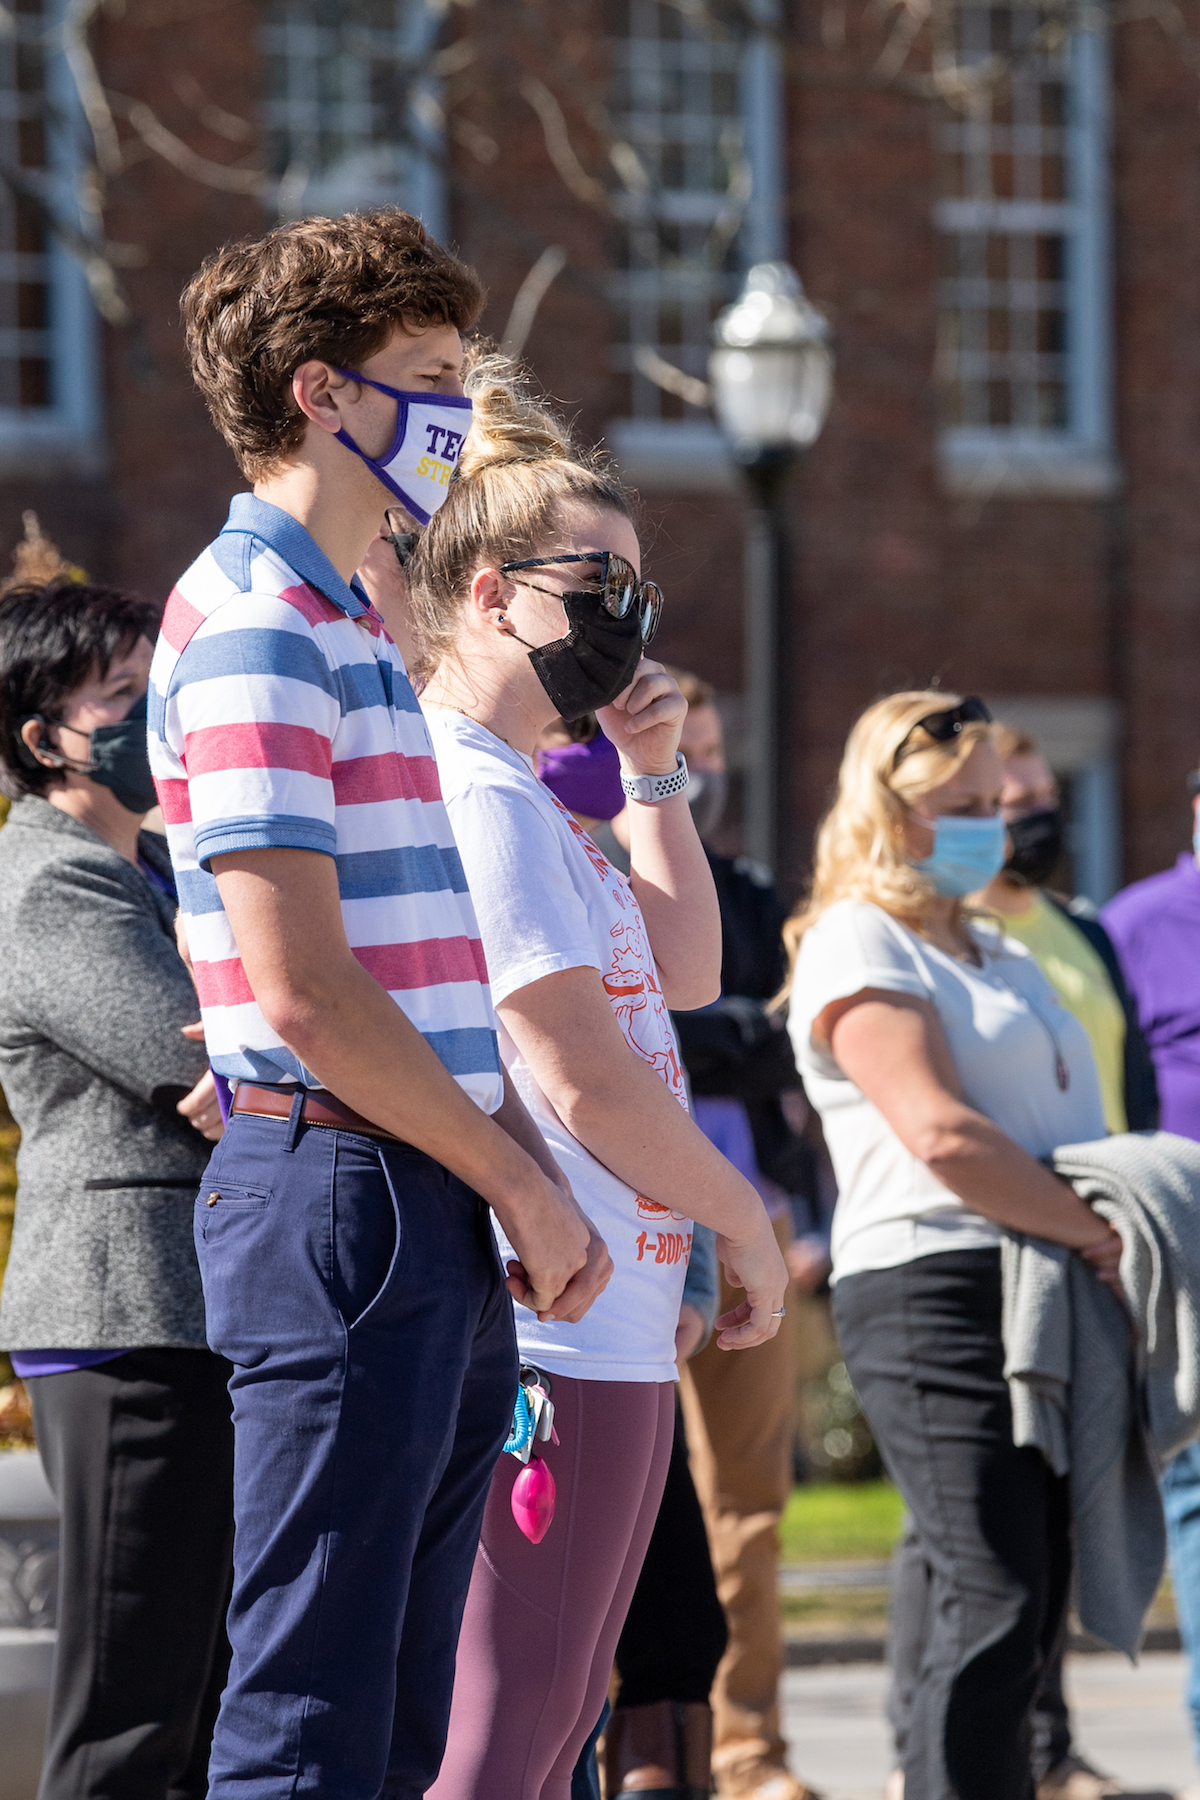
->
xmin=407 ymin=354 xmax=788 ymax=1800
xmin=0 ymin=525 xmax=234 ymax=1800
xmin=970 ymin=722 xmax=1156 ymax=1138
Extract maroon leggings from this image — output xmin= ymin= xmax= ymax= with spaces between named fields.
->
xmin=428 ymin=1375 xmax=675 ymax=1800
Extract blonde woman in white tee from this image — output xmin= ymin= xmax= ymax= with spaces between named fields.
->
xmin=406 ymin=358 xmax=787 ymax=1800
xmin=785 ymin=691 xmax=1123 ymax=1800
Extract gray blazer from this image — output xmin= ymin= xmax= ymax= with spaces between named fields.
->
xmin=0 ymin=799 xmax=211 ymax=1349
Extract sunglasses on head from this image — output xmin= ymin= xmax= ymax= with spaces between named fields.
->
xmin=498 ymin=551 xmax=663 ymax=646
xmin=893 ymin=696 xmax=992 ymax=768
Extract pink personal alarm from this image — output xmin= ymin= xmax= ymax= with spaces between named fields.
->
xmin=505 ymin=1366 xmax=559 ymax=1542
xmin=511 ymin=1454 xmax=556 ymax=1543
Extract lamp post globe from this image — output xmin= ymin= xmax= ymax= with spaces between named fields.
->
xmin=709 ymin=262 xmax=833 ymax=469
xmin=709 ymin=262 xmax=833 ymax=872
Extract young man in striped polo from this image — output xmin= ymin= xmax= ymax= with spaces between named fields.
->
xmin=150 ymin=210 xmax=609 ymax=1800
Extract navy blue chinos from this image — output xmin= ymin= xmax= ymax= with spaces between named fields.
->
xmin=195 ymin=1108 xmax=517 ymax=1800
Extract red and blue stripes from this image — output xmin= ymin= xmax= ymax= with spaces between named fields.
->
xmin=147 ymin=493 xmax=503 ymax=1111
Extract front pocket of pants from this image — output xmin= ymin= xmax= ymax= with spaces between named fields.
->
xmin=195 ymin=1185 xmax=276 ymax=1365
xmin=197 ymin=1183 xmax=271 ymax=1224
xmin=330 ymin=1143 xmax=403 ymax=1330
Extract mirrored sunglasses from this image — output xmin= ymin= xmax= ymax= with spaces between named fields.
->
xmin=499 ymin=551 xmax=663 ymax=646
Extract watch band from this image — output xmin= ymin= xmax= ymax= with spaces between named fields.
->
xmin=619 ymin=752 xmax=690 ymax=804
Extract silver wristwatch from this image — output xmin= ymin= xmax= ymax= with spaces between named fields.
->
xmin=619 ymin=752 xmax=689 ymax=804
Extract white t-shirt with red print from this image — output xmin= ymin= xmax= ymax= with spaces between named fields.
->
xmin=424 ymin=707 xmax=692 ymax=1383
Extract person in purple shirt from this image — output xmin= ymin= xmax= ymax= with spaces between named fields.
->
xmin=1102 ymin=811 xmax=1200 ymax=1141
xmin=1102 ymin=775 xmax=1200 ymax=1768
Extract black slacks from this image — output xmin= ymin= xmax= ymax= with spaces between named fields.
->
xmin=613 ymin=1397 xmax=729 ymax=1709
xmin=833 ymin=1249 xmax=1071 ymax=1800
xmin=29 ymin=1347 xmax=235 ymax=1800
xmin=888 ymin=1521 xmax=1072 ymax=1785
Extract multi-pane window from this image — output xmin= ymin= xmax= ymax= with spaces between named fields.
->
xmin=261 ymin=0 xmax=444 ymax=233
xmin=935 ymin=2 xmax=1113 ymax=487
xmin=0 ymin=0 xmax=51 ymax=410
xmin=0 ymin=0 xmax=99 ymax=461
xmin=608 ymin=0 xmax=781 ymax=424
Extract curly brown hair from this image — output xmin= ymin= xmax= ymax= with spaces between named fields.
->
xmin=181 ymin=209 xmax=486 ymax=479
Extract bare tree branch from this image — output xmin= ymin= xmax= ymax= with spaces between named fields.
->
xmin=501 ymin=245 xmax=567 ymax=355
xmin=633 ymin=345 xmax=711 ymax=408
xmin=0 ymin=156 xmax=131 ymax=322
xmin=107 ymin=92 xmax=269 ymax=195
xmin=171 ymin=71 xmax=255 ymax=143
xmin=518 ymin=73 xmax=611 ymax=212
xmin=62 ymin=0 xmax=121 ymax=177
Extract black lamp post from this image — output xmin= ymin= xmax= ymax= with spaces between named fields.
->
xmin=709 ymin=263 xmax=833 ymax=870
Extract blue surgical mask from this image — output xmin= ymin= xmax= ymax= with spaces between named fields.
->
xmin=332 ymin=369 xmax=473 ymax=525
xmin=913 ymin=812 xmax=1006 ymax=898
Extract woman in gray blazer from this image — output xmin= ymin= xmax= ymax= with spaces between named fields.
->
xmin=0 ymin=546 xmax=233 ymax=1800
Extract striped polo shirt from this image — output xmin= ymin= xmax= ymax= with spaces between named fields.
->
xmin=147 ymin=493 xmax=504 ymax=1113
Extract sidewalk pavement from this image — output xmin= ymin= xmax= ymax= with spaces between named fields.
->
xmin=783 ymin=1653 xmax=1195 ymax=1800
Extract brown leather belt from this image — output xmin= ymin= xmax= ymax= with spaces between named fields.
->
xmin=231 ymin=1082 xmax=409 ymax=1144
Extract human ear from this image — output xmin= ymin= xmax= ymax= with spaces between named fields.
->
xmin=469 ymin=567 xmax=512 ymax=629
xmin=292 ymin=361 xmax=351 ymax=436
xmin=19 ymin=716 xmax=59 ymax=767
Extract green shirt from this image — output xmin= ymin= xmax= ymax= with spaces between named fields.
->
xmin=998 ymin=891 xmax=1127 ymax=1133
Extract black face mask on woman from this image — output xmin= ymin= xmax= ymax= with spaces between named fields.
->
xmin=518 ymin=595 xmax=644 ymax=724
xmin=1004 ymin=805 xmax=1065 ymax=887
xmin=20 ymin=689 xmax=158 ymax=816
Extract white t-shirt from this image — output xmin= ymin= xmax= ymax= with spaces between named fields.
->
xmin=788 ymin=899 xmax=1107 ymax=1282
xmin=425 ymin=707 xmax=691 ymax=1382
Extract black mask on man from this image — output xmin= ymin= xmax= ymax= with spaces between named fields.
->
xmin=523 ymin=594 xmax=644 ymax=724
xmin=1004 ymin=806 xmax=1065 ymax=887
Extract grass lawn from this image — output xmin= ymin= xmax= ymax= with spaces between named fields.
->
xmin=779 ymin=1480 xmax=906 ymax=1564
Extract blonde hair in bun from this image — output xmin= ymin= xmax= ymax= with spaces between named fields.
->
xmin=406 ymin=349 xmax=634 ymax=679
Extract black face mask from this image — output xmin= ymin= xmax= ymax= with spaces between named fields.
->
xmin=688 ymin=768 xmax=728 ymax=843
xmin=20 ymin=689 xmax=157 ymax=815
xmin=88 ymin=690 xmax=158 ymax=815
xmin=523 ymin=594 xmax=644 ymax=724
xmin=1004 ymin=806 xmax=1065 ymax=887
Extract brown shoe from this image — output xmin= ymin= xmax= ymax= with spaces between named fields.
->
xmin=1036 ymin=1754 xmax=1123 ymax=1800
xmin=605 ymin=1700 xmax=714 ymax=1799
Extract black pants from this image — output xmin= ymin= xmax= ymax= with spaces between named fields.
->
xmin=613 ymin=1397 xmax=729 ymax=1709
xmin=832 ymin=1250 xmax=1071 ymax=1800
xmin=888 ymin=1522 xmax=1072 ymax=1785
xmin=29 ymin=1347 xmax=235 ymax=1800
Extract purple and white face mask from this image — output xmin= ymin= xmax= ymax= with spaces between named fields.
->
xmin=333 ymin=369 xmax=473 ymax=525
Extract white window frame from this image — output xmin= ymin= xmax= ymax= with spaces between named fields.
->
xmin=261 ymin=0 xmax=446 ymax=241
xmin=0 ymin=0 xmax=102 ymax=476
xmin=606 ymin=0 xmax=784 ymax=491
xmin=936 ymin=17 xmax=1117 ymax=498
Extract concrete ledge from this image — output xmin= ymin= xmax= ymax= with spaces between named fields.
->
xmin=0 ymin=1454 xmax=57 ymax=1522
xmin=785 ymin=1626 xmax=1183 ymax=1668
xmin=0 ymin=1629 xmax=54 ymax=1800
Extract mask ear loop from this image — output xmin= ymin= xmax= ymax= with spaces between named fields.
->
xmin=16 ymin=715 xmax=95 ymax=775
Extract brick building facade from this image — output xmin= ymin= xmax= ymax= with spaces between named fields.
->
xmin=1 ymin=0 xmax=1196 ymax=903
